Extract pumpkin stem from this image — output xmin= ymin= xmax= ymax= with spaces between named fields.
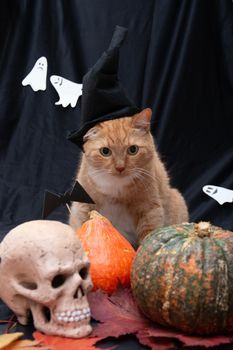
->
xmin=194 ymin=221 xmax=212 ymax=238
xmin=89 ymin=210 xmax=105 ymax=220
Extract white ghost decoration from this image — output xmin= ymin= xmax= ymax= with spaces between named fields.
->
xmin=50 ymin=75 xmax=82 ymax=108
xmin=202 ymin=185 xmax=233 ymax=205
xmin=22 ymin=56 xmax=48 ymax=91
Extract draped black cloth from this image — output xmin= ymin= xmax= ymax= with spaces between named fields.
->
xmin=0 ymin=0 xmax=233 ymax=347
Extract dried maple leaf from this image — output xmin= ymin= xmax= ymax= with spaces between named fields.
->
xmin=0 ymin=333 xmax=24 ymax=349
xmin=33 ymin=332 xmax=116 ymax=350
xmin=138 ymin=327 xmax=232 ymax=347
xmin=136 ymin=335 xmax=176 ymax=350
xmin=3 ymin=339 xmax=50 ymax=350
xmin=88 ymin=287 xmax=150 ymax=338
xmin=88 ymin=287 xmax=233 ymax=349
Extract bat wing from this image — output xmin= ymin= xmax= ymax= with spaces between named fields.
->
xmin=70 ymin=181 xmax=95 ymax=204
xmin=42 ymin=191 xmax=61 ymax=218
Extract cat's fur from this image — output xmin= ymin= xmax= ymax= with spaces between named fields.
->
xmin=69 ymin=108 xmax=188 ymax=248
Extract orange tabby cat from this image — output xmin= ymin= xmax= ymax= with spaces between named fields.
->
xmin=69 ymin=108 xmax=188 ymax=247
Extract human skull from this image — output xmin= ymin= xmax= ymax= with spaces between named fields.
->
xmin=0 ymin=220 xmax=93 ymax=338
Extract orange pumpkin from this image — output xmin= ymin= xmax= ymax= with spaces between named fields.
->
xmin=76 ymin=211 xmax=136 ymax=294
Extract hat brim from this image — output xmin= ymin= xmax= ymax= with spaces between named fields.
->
xmin=67 ymin=105 xmax=141 ymax=150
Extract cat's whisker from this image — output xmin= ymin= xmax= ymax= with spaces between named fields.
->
xmin=134 ymin=167 xmax=159 ymax=182
xmin=134 ymin=167 xmax=155 ymax=179
xmin=130 ymin=175 xmax=139 ymax=190
xmin=135 ymin=176 xmax=150 ymax=193
xmin=133 ymin=169 xmax=158 ymax=190
xmin=131 ymin=172 xmax=150 ymax=192
xmin=69 ymin=110 xmax=188 ymax=248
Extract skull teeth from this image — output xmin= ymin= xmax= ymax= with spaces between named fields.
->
xmin=56 ymin=307 xmax=91 ymax=323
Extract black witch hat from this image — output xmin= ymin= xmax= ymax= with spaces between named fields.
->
xmin=67 ymin=25 xmax=141 ymax=149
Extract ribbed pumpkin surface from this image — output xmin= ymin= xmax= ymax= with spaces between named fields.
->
xmin=131 ymin=222 xmax=233 ymax=335
xmin=76 ymin=211 xmax=136 ymax=294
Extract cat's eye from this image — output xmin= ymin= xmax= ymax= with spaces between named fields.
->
xmin=100 ymin=147 xmax=112 ymax=157
xmin=127 ymin=145 xmax=139 ymax=155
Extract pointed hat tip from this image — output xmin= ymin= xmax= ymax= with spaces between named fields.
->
xmin=108 ymin=25 xmax=128 ymax=51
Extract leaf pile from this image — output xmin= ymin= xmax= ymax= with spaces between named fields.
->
xmin=33 ymin=287 xmax=233 ymax=350
xmin=3 ymin=288 xmax=233 ymax=350
xmin=88 ymin=287 xmax=233 ymax=350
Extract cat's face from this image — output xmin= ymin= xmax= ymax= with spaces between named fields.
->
xmin=82 ymin=109 xmax=155 ymax=185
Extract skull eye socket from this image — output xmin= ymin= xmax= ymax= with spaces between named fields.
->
xmin=19 ymin=281 xmax=38 ymax=290
xmin=51 ymin=274 xmax=66 ymax=288
xmin=79 ymin=266 xmax=89 ymax=279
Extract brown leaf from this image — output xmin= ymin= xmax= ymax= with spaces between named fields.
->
xmin=88 ymin=287 xmax=150 ymax=338
xmin=0 ymin=333 xmax=24 ymax=349
xmin=136 ymin=334 xmax=176 ymax=350
xmin=3 ymin=339 xmax=50 ymax=350
xmin=33 ymin=332 xmax=116 ymax=350
xmin=139 ymin=327 xmax=232 ymax=347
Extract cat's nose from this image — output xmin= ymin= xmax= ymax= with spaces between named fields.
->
xmin=116 ymin=166 xmax=125 ymax=173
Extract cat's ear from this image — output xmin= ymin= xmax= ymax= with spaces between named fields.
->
xmin=83 ymin=126 xmax=100 ymax=142
xmin=132 ymin=108 xmax=152 ymax=133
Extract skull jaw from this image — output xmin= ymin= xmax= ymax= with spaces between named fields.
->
xmin=30 ymin=299 xmax=92 ymax=338
xmin=34 ymin=318 xmax=92 ymax=338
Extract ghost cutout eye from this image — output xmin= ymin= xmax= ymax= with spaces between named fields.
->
xmin=54 ymin=77 xmax=62 ymax=85
xmin=205 ymin=186 xmax=218 ymax=195
xmin=206 ymin=186 xmax=213 ymax=193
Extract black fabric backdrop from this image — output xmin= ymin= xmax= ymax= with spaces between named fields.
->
xmin=0 ymin=0 xmax=233 ymax=347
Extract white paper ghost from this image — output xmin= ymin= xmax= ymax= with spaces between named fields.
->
xmin=50 ymin=75 xmax=82 ymax=108
xmin=22 ymin=57 xmax=48 ymax=91
xmin=202 ymin=185 xmax=233 ymax=205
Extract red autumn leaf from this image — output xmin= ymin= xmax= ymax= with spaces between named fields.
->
xmin=88 ymin=287 xmax=233 ymax=349
xmin=88 ymin=287 xmax=150 ymax=338
xmin=138 ymin=327 xmax=232 ymax=347
xmin=33 ymin=332 xmax=116 ymax=350
xmin=136 ymin=334 xmax=176 ymax=350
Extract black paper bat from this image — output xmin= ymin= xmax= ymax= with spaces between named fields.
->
xmin=42 ymin=181 xmax=95 ymax=219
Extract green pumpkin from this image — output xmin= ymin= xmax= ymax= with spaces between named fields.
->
xmin=131 ymin=222 xmax=233 ymax=335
